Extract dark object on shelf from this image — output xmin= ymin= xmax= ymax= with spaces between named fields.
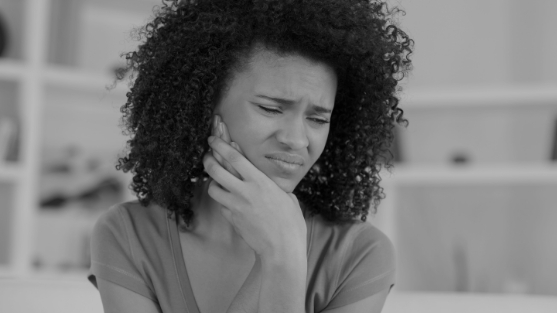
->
xmin=41 ymin=177 xmax=123 ymax=209
xmin=41 ymin=195 xmax=68 ymax=208
xmin=551 ymin=117 xmax=557 ymax=161
xmin=452 ymin=151 xmax=470 ymax=165
xmin=2 ymin=118 xmax=19 ymax=162
xmin=0 ymin=10 xmax=7 ymax=57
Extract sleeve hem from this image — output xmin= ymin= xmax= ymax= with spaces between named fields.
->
xmin=324 ymin=268 xmax=395 ymax=310
xmin=90 ymin=260 xmax=157 ymax=302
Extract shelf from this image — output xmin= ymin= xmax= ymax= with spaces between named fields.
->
xmin=0 ymin=265 xmax=89 ymax=280
xmin=0 ymin=60 xmax=25 ymax=81
xmin=402 ymin=84 xmax=557 ymax=109
xmin=26 ymin=268 xmax=90 ymax=280
xmin=382 ymin=163 xmax=557 ymax=185
xmin=43 ymin=65 xmax=129 ymax=95
xmin=0 ymin=163 xmax=22 ymax=182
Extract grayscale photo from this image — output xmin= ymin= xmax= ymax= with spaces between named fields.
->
xmin=0 ymin=0 xmax=556 ymax=312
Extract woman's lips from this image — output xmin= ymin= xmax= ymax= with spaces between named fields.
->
xmin=266 ymin=157 xmax=302 ymax=173
xmin=264 ymin=152 xmax=304 ymax=165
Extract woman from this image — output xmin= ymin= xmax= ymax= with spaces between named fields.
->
xmin=88 ymin=0 xmax=413 ymax=312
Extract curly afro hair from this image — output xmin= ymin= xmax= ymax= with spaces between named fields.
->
xmin=115 ymin=0 xmax=413 ymax=228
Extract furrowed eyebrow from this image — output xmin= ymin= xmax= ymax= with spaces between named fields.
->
xmin=255 ymin=95 xmax=333 ymax=114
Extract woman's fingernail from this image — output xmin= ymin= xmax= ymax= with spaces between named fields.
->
xmin=222 ymin=123 xmax=230 ymax=141
xmin=213 ymin=115 xmax=219 ymax=129
xmin=215 ymin=116 xmax=221 ymax=130
xmin=208 ymin=136 xmax=216 ymax=143
xmin=218 ymin=122 xmax=224 ymax=137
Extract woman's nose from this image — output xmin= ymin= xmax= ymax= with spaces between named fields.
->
xmin=276 ymin=117 xmax=309 ymax=150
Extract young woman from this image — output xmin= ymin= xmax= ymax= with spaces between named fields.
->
xmin=88 ymin=0 xmax=413 ymax=312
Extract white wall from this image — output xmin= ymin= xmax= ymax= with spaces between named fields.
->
xmin=373 ymin=0 xmax=557 ymax=295
xmin=392 ymin=0 xmax=557 ymax=90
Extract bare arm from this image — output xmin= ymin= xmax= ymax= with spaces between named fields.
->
xmin=320 ymin=289 xmax=390 ymax=313
xmin=227 ymin=259 xmax=390 ymax=313
xmin=258 ymin=248 xmax=307 ymax=313
xmin=212 ymin=116 xmax=307 ymax=313
xmin=97 ymin=278 xmax=161 ymax=313
xmin=226 ymin=248 xmax=307 ymax=313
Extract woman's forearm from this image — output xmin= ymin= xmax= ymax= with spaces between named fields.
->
xmin=258 ymin=249 xmax=307 ymax=313
xmin=226 ymin=250 xmax=307 ymax=313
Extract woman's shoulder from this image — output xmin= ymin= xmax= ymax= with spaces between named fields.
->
xmin=93 ymin=200 xmax=170 ymax=238
xmin=305 ymin=211 xmax=396 ymax=311
xmin=309 ymin=211 xmax=392 ymax=249
xmin=99 ymin=199 xmax=165 ymax=219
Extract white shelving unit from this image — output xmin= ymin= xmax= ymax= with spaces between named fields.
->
xmin=371 ymin=84 xmax=557 ymax=295
xmin=384 ymin=162 xmax=557 ymax=185
xmin=0 ymin=163 xmax=22 ymax=182
xmin=0 ymin=0 xmax=156 ymax=277
xmin=43 ymin=65 xmax=128 ymax=94
xmin=0 ymin=59 xmax=24 ymax=81
xmin=401 ymin=84 xmax=557 ymax=109
xmin=374 ymin=83 xmax=557 ymax=233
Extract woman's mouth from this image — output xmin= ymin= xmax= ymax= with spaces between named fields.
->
xmin=266 ymin=157 xmax=302 ymax=173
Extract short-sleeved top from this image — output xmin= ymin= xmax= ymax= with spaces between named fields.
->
xmin=88 ymin=200 xmax=395 ymax=312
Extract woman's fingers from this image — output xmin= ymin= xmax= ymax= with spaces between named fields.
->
xmin=231 ymin=141 xmax=242 ymax=154
xmin=211 ymin=115 xmax=243 ymax=180
xmin=203 ymin=148 xmax=244 ymax=195
xmin=220 ymin=119 xmax=231 ymax=142
xmin=210 ymin=115 xmax=227 ymax=190
xmin=208 ymin=136 xmax=262 ymax=181
xmin=220 ymin=122 xmax=243 ymax=179
xmin=212 ymin=116 xmax=226 ymax=167
xmin=207 ymin=178 xmax=237 ymax=212
xmin=219 ymin=121 xmax=243 ymax=180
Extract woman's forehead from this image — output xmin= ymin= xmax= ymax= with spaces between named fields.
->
xmin=235 ymin=49 xmax=337 ymax=104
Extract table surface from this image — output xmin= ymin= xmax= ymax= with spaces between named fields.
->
xmin=2 ymin=278 xmax=557 ymax=313
xmin=383 ymin=292 xmax=557 ymax=313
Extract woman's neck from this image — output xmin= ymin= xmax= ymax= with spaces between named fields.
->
xmin=186 ymin=178 xmax=248 ymax=250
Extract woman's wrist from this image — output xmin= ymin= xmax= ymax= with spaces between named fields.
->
xmin=258 ymin=251 xmax=307 ymax=313
xmin=257 ymin=235 xmax=307 ymax=265
xmin=260 ymin=249 xmax=306 ymax=271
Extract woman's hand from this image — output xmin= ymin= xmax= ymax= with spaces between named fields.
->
xmin=204 ymin=116 xmax=307 ymax=261
xmin=210 ymin=115 xmax=243 ymax=181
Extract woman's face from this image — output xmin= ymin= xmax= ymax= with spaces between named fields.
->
xmin=213 ymin=49 xmax=337 ymax=192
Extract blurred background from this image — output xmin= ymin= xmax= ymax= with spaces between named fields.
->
xmin=0 ymin=0 xmax=556 ymax=301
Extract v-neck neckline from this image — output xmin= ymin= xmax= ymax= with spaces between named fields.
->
xmin=167 ymin=216 xmax=201 ymax=313
xmin=166 ymin=205 xmax=314 ymax=313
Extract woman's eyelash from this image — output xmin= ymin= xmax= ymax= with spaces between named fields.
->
xmin=311 ymin=118 xmax=330 ymax=125
xmin=258 ymin=106 xmax=329 ymax=125
xmin=259 ymin=106 xmax=281 ymax=115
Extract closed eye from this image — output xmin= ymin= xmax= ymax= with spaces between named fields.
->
xmin=259 ymin=105 xmax=330 ymax=125
xmin=258 ymin=106 xmax=281 ymax=115
xmin=309 ymin=118 xmax=330 ymax=125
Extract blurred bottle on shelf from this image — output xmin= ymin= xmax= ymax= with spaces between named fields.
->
xmin=0 ymin=117 xmax=18 ymax=164
xmin=551 ymin=117 xmax=557 ymax=161
xmin=0 ymin=9 xmax=7 ymax=57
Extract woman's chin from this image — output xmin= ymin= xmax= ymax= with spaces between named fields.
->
xmin=270 ymin=176 xmax=300 ymax=193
